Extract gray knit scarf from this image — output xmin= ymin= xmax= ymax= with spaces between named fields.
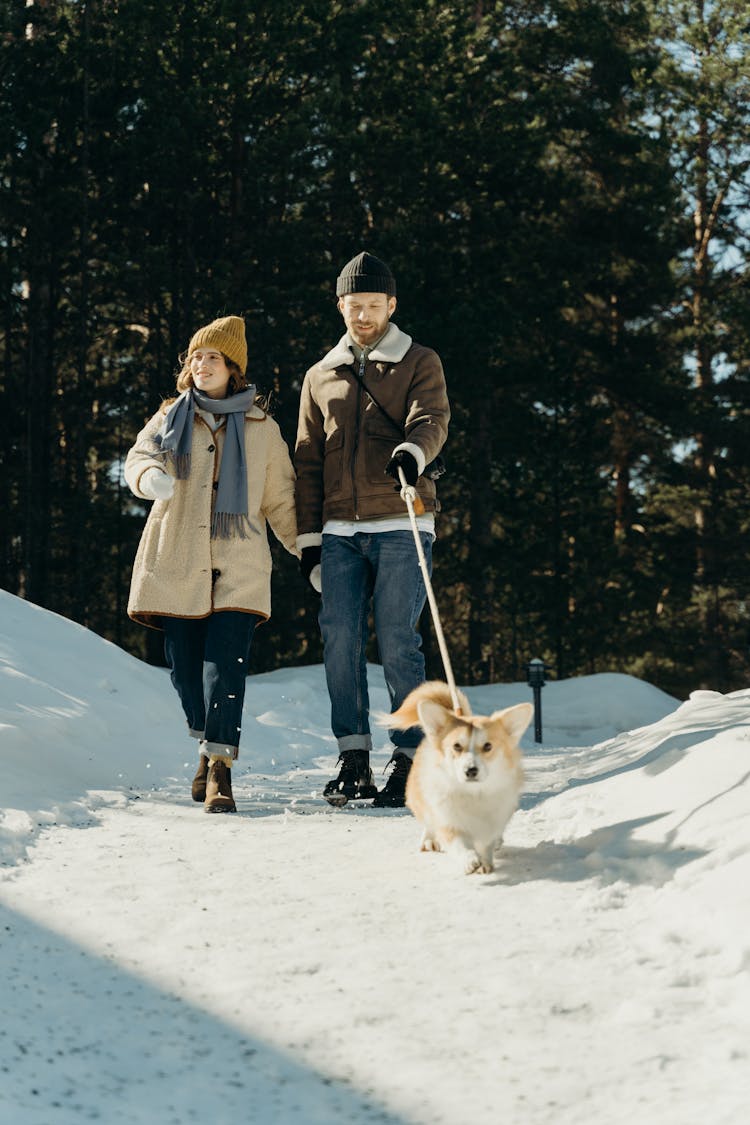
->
xmin=157 ymin=386 xmax=258 ymax=539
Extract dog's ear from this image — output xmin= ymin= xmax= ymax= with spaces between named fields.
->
xmin=417 ymin=698 xmax=453 ymax=738
xmin=491 ymin=702 xmax=534 ymax=745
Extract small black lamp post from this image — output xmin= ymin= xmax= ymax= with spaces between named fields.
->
xmin=525 ymin=658 xmax=548 ymax=743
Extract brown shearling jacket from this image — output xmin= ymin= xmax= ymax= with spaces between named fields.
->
xmin=294 ymin=324 xmax=449 ymax=542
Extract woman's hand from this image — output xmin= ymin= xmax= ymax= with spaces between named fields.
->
xmin=140 ymin=467 xmax=175 ymax=501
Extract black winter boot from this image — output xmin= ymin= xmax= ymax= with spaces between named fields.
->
xmin=372 ymin=752 xmax=413 ymax=808
xmin=323 ymin=749 xmax=378 ymax=807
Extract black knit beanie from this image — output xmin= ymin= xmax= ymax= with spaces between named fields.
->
xmin=336 ymin=251 xmax=396 ymax=297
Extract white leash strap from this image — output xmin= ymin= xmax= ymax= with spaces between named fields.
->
xmin=398 ymin=468 xmax=463 ymax=716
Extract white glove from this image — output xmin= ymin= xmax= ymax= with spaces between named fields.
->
xmin=309 ymin=563 xmax=322 ymax=594
xmin=140 ymin=467 xmax=175 ymax=501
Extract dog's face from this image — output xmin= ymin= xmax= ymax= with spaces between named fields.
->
xmin=417 ymin=700 xmax=532 ymax=787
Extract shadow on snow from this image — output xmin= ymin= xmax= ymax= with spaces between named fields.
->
xmin=0 ymin=900 xmax=411 ymax=1125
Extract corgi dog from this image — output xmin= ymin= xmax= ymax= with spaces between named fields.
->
xmin=385 ymin=682 xmax=533 ymax=875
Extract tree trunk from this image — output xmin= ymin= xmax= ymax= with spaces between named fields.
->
xmin=24 ymin=274 xmax=55 ymax=605
xmin=467 ymin=402 xmax=495 ymax=683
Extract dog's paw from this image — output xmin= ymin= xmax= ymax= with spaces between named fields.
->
xmin=478 ymin=849 xmax=495 ymax=874
xmin=420 ymin=833 xmax=441 ymax=853
xmin=463 ymin=853 xmax=494 ymax=875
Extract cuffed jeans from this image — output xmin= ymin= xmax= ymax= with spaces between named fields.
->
xmin=319 ymin=531 xmax=431 ymax=757
xmin=162 ymin=611 xmax=259 ymax=760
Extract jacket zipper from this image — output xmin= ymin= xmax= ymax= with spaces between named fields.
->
xmin=351 ymin=351 xmax=367 ymax=520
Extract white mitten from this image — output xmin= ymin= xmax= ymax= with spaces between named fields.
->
xmin=140 ymin=467 xmax=175 ymax=501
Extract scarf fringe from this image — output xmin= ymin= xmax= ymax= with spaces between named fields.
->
xmin=211 ymin=512 xmax=257 ymax=540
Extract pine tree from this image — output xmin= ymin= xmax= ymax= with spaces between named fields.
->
xmin=650 ymin=0 xmax=750 ymax=688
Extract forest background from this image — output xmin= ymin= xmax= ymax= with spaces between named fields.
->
xmin=2 ymin=0 xmax=749 ymax=699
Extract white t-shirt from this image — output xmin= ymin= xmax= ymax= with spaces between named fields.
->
xmin=323 ymin=515 xmax=435 ymax=539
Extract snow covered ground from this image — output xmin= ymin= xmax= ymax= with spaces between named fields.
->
xmin=1 ymin=587 xmax=749 ymax=1124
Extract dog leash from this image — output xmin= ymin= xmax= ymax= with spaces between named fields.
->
xmin=397 ymin=467 xmax=463 ymax=716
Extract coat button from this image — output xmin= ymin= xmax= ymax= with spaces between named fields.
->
xmin=207 ymin=444 xmax=215 ymax=453
xmin=213 ymin=481 xmax=219 ymax=490
xmin=211 ymin=569 xmax=221 ymax=583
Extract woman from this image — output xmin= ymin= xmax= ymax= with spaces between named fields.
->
xmin=125 ymin=315 xmax=298 ymax=813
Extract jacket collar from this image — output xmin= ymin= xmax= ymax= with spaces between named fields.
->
xmin=317 ymin=322 xmax=413 ymax=370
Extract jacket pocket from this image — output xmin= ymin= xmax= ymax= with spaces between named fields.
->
xmin=139 ymin=514 xmax=166 ymax=574
xmin=365 ymin=420 xmax=398 ymax=484
xmin=323 ymin=429 xmax=345 ymax=495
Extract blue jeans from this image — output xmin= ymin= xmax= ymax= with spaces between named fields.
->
xmin=319 ymin=531 xmax=431 ymax=756
xmin=162 ymin=611 xmax=259 ymax=760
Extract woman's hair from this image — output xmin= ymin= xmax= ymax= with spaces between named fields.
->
xmin=162 ymin=351 xmax=271 ymax=412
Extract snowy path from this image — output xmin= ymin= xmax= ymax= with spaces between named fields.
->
xmin=2 ymin=756 xmax=748 ymax=1125
xmin=1 ymin=591 xmax=749 ymax=1124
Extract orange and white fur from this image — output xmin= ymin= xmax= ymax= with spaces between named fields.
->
xmin=386 ymin=682 xmax=533 ymax=875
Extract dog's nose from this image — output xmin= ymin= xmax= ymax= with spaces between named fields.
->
xmin=465 ymin=764 xmax=479 ymax=779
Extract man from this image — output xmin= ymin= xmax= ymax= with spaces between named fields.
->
xmin=294 ymin=251 xmax=450 ymax=807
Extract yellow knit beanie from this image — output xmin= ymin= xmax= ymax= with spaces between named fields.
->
xmin=188 ymin=315 xmax=247 ymax=375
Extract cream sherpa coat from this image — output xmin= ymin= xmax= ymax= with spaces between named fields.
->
xmin=126 ymin=404 xmax=298 ymax=629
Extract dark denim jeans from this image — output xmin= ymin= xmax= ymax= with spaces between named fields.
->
xmin=319 ymin=531 xmax=431 ymax=756
xmin=162 ymin=611 xmax=259 ymax=760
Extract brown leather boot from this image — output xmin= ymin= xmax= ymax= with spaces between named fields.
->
xmin=191 ymin=755 xmax=210 ymax=803
xmin=204 ymin=758 xmax=236 ymax=814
